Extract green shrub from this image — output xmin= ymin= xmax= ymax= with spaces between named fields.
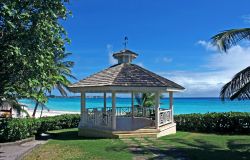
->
xmin=0 ymin=114 xmax=80 ymax=142
xmin=174 ymin=112 xmax=250 ymax=134
xmin=0 ymin=118 xmax=38 ymax=142
xmin=36 ymin=114 xmax=80 ymax=134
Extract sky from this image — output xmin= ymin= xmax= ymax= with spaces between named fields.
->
xmin=57 ymin=0 xmax=250 ymax=97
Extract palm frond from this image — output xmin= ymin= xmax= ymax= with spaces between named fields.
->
xmin=52 ymin=51 xmax=75 ymax=96
xmin=220 ymin=66 xmax=250 ymax=100
xmin=62 ymin=61 xmax=74 ymax=68
xmin=230 ymin=82 xmax=250 ymax=100
xmin=211 ymin=28 xmax=250 ymax=52
xmin=62 ymin=72 xmax=77 ymax=80
xmin=56 ymin=83 xmax=68 ymax=96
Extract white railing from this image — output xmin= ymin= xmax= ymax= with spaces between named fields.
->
xmin=105 ymin=106 xmax=155 ymax=117
xmin=79 ymin=108 xmax=112 ymax=129
xmin=159 ymin=109 xmax=172 ymax=126
xmin=78 ymin=107 xmax=172 ymax=129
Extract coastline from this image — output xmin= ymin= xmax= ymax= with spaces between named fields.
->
xmin=26 ymin=108 xmax=80 ymax=118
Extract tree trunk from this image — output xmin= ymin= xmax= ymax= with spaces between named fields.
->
xmin=40 ymin=105 xmax=43 ymax=118
xmin=32 ymin=101 xmax=39 ymax=117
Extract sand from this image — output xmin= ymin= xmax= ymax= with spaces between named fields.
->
xmin=26 ymin=109 xmax=80 ymax=118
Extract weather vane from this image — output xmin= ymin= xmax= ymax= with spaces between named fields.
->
xmin=123 ymin=36 xmax=128 ymax=49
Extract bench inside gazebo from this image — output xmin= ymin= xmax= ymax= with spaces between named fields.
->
xmin=68 ymin=49 xmax=184 ymax=138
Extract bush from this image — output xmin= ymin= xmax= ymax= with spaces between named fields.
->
xmin=0 ymin=118 xmax=38 ymax=142
xmin=0 ymin=114 xmax=80 ymax=142
xmin=174 ymin=112 xmax=250 ymax=134
xmin=36 ymin=114 xmax=80 ymax=134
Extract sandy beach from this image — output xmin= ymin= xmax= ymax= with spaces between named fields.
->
xmin=26 ymin=108 xmax=80 ymax=118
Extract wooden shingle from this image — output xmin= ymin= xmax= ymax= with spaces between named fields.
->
xmin=69 ymin=63 xmax=184 ymax=90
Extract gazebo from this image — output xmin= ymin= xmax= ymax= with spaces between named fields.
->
xmin=68 ymin=49 xmax=184 ymax=138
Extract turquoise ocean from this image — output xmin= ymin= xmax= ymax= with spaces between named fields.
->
xmin=19 ymin=98 xmax=250 ymax=115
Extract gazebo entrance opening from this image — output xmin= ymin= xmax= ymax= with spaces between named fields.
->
xmin=79 ymin=91 xmax=174 ymax=131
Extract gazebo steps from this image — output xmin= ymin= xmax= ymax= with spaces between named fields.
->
xmin=115 ymin=132 xmax=158 ymax=138
xmin=113 ymin=128 xmax=159 ymax=138
xmin=113 ymin=128 xmax=159 ymax=134
xmin=78 ymin=123 xmax=176 ymax=138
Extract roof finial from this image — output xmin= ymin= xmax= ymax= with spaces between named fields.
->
xmin=123 ymin=36 xmax=128 ymax=49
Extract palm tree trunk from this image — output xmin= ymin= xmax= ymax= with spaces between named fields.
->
xmin=32 ymin=101 xmax=39 ymax=117
xmin=40 ymin=105 xmax=43 ymax=118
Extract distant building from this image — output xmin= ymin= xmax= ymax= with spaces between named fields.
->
xmin=0 ymin=100 xmax=28 ymax=118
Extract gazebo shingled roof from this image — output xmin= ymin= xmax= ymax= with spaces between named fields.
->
xmin=68 ymin=49 xmax=184 ymax=92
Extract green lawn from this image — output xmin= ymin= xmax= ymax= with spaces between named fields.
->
xmin=160 ymin=132 xmax=250 ymax=160
xmin=23 ymin=128 xmax=132 ymax=160
xmin=22 ymin=128 xmax=250 ymax=160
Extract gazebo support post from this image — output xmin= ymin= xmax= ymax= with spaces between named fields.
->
xmin=169 ymin=91 xmax=174 ymax=123
xmin=104 ymin=92 xmax=107 ymax=113
xmin=155 ymin=92 xmax=160 ymax=129
xmin=112 ymin=91 xmax=116 ymax=130
xmin=131 ymin=92 xmax=134 ymax=119
xmin=81 ymin=92 xmax=86 ymax=115
xmin=80 ymin=92 xmax=86 ymax=127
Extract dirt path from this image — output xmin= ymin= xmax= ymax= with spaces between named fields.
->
xmin=0 ymin=139 xmax=48 ymax=160
xmin=122 ymin=138 xmax=189 ymax=160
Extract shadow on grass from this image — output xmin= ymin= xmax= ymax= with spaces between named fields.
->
xmin=163 ymin=138 xmax=250 ymax=160
xmin=37 ymin=130 xmax=111 ymax=141
xmin=106 ymin=142 xmax=189 ymax=160
xmin=227 ymin=139 xmax=250 ymax=152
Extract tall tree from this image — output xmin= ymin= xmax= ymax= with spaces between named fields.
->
xmin=212 ymin=28 xmax=250 ymax=100
xmin=0 ymin=1 xmax=71 ymax=105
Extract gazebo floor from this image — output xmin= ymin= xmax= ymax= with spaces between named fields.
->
xmin=78 ymin=117 xmax=176 ymax=138
xmin=116 ymin=117 xmax=155 ymax=131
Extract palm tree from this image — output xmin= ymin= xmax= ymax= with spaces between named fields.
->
xmin=32 ymin=52 xmax=76 ymax=117
xmin=135 ymin=93 xmax=155 ymax=107
xmin=53 ymin=52 xmax=77 ymax=96
xmin=212 ymin=28 xmax=250 ymax=100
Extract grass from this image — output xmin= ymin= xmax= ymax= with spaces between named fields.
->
xmin=22 ymin=128 xmax=133 ymax=160
xmin=22 ymin=129 xmax=250 ymax=160
xmin=160 ymin=132 xmax=250 ymax=160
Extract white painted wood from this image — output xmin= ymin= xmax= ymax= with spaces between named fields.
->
xmin=104 ymin=92 xmax=107 ymax=112
xmin=155 ymin=92 xmax=160 ymax=129
xmin=81 ymin=92 xmax=86 ymax=114
xmin=131 ymin=92 xmax=134 ymax=118
xmin=112 ymin=91 xmax=116 ymax=130
xmin=69 ymin=86 xmax=172 ymax=93
xmin=169 ymin=91 xmax=174 ymax=123
xmin=159 ymin=109 xmax=172 ymax=126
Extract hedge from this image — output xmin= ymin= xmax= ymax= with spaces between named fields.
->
xmin=2 ymin=112 xmax=249 ymax=142
xmin=0 ymin=114 xmax=80 ymax=142
xmin=174 ymin=112 xmax=250 ymax=134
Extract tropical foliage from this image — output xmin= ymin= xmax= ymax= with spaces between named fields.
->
xmin=0 ymin=0 xmax=73 ymax=114
xmin=135 ymin=93 xmax=155 ymax=107
xmin=212 ymin=28 xmax=250 ymax=100
xmin=175 ymin=112 xmax=250 ymax=134
xmin=32 ymin=52 xmax=76 ymax=117
xmin=0 ymin=114 xmax=80 ymax=142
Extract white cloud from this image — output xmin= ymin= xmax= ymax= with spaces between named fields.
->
xmin=155 ymin=56 xmax=173 ymax=63
xmin=242 ymin=14 xmax=250 ymax=24
xmin=158 ymin=42 xmax=250 ymax=97
xmin=197 ymin=40 xmax=217 ymax=51
xmin=163 ymin=57 xmax=173 ymax=63
xmin=136 ymin=62 xmax=144 ymax=67
xmin=107 ymin=44 xmax=117 ymax=65
xmin=206 ymin=45 xmax=250 ymax=71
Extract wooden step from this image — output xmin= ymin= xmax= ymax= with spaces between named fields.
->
xmin=116 ymin=132 xmax=158 ymax=138
xmin=113 ymin=129 xmax=159 ymax=134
